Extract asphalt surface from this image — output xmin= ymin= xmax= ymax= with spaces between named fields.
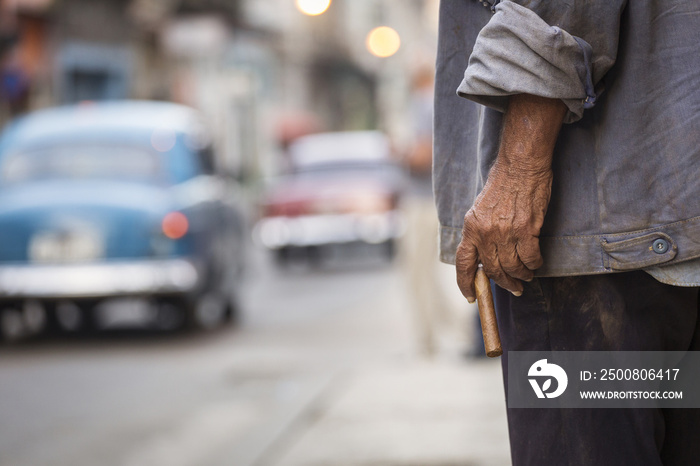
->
xmin=0 ymin=246 xmax=510 ymax=466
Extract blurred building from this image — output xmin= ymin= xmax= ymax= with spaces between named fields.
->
xmin=0 ymin=0 xmax=439 ymax=178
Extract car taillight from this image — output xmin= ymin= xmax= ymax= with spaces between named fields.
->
xmin=264 ymin=200 xmax=314 ymax=217
xmin=162 ymin=212 xmax=189 ymax=239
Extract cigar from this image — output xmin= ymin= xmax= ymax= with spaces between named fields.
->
xmin=475 ymin=266 xmax=502 ymax=358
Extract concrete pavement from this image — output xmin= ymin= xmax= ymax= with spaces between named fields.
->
xmin=0 ymin=250 xmax=511 ymax=466
xmin=244 ymin=253 xmax=512 ymax=466
xmin=263 ymin=358 xmax=510 ymax=466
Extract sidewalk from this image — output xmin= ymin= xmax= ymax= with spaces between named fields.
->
xmin=213 ymin=258 xmax=514 ymax=466
xmin=263 ymin=356 xmax=511 ymax=466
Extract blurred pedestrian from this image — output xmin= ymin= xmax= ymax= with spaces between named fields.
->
xmin=434 ymin=1 xmax=700 ymax=464
xmin=1 ymin=51 xmax=30 ymax=115
xmin=0 ymin=0 xmax=18 ymax=123
xmin=400 ymin=67 xmax=455 ymax=357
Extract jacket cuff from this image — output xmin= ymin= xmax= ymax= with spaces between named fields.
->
xmin=457 ymin=1 xmax=596 ymax=124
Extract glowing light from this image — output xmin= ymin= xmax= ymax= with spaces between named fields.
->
xmin=295 ymin=0 xmax=331 ymax=16
xmin=162 ymin=212 xmax=189 ymax=239
xmin=151 ymin=128 xmax=177 ymax=152
xmin=366 ymin=26 xmax=401 ymax=58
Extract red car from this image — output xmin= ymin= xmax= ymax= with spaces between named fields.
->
xmin=255 ymin=131 xmax=405 ymax=265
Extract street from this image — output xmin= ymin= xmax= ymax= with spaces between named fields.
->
xmin=1 ymin=2 xmax=508 ymax=465
xmin=0 ymin=247 xmax=511 ymax=466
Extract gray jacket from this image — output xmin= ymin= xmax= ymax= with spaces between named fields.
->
xmin=434 ymin=0 xmax=700 ymax=286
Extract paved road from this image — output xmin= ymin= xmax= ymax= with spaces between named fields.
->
xmin=0 ymin=247 xmax=510 ymax=466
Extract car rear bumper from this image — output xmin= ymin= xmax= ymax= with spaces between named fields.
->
xmin=0 ymin=259 xmax=199 ymax=298
xmin=254 ymin=211 xmax=404 ymax=249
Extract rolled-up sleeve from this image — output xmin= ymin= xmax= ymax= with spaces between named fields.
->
xmin=457 ymin=0 xmax=627 ymax=123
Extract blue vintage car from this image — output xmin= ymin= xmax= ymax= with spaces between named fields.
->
xmin=0 ymin=101 xmax=246 ymax=339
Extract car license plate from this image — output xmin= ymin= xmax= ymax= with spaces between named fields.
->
xmin=29 ymin=230 xmax=104 ymax=263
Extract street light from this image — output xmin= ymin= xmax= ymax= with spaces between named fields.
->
xmin=295 ymin=0 xmax=331 ymax=16
xmin=366 ymin=26 xmax=401 ymax=58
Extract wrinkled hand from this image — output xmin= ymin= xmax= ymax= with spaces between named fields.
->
xmin=456 ymin=159 xmax=552 ymax=302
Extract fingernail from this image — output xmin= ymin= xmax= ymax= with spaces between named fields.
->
xmin=467 ymin=296 xmax=475 ymax=304
xmin=525 ymin=277 xmax=533 ymax=282
xmin=512 ymin=290 xmax=522 ymax=297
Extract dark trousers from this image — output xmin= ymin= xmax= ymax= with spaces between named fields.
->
xmin=493 ymin=271 xmax=700 ymax=466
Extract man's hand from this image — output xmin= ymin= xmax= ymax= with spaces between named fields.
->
xmin=456 ymin=94 xmax=567 ymax=302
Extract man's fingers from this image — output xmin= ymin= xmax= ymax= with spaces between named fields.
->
xmin=482 ymin=252 xmax=524 ymax=297
xmin=455 ymin=240 xmax=478 ymax=302
xmin=460 ymin=208 xmax=540 ymax=299
xmin=517 ymin=237 xmax=544 ymax=271
xmin=499 ymin=242 xmax=535 ymax=282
